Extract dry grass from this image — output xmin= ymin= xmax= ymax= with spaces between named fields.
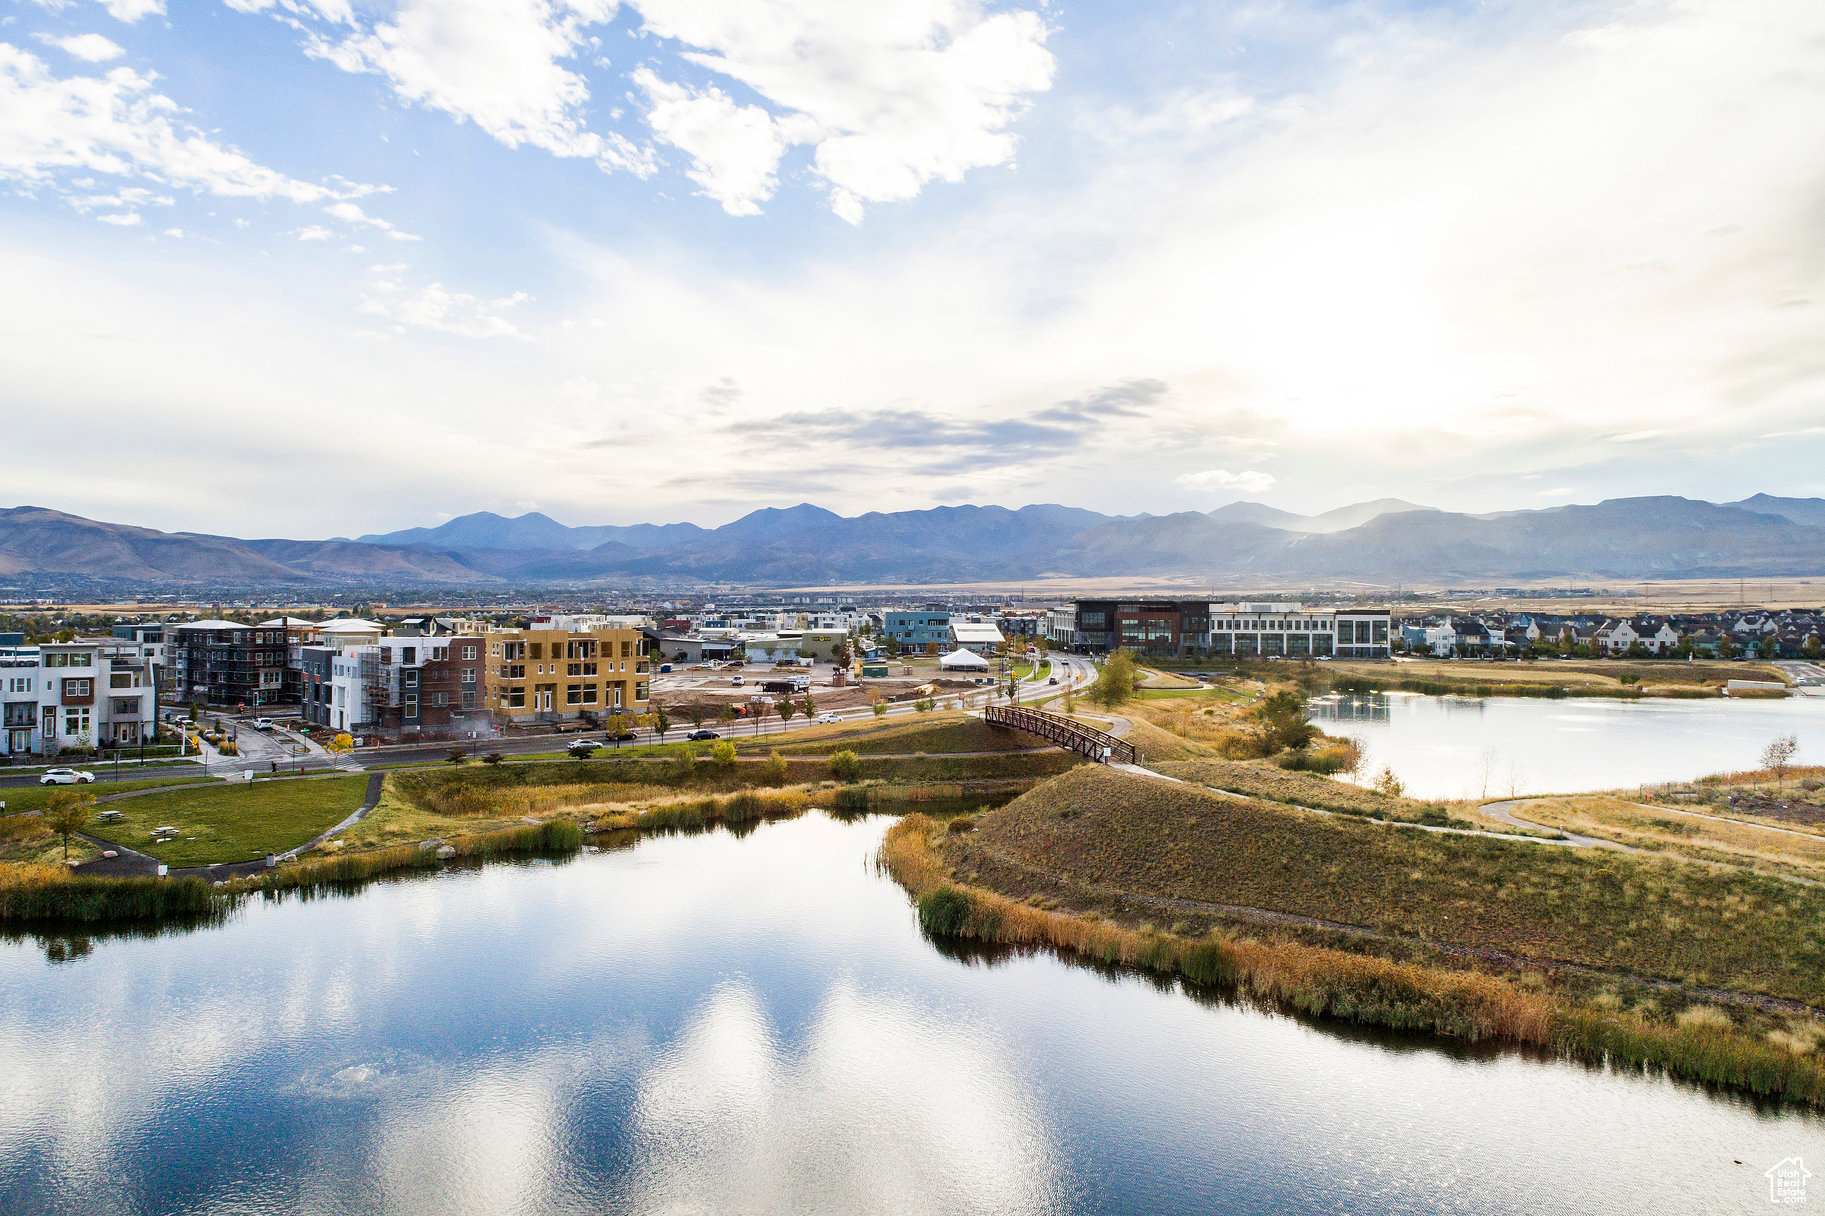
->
xmin=757 ymin=713 xmax=1037 ymax=756
xmin=881 ymin=814 xmax=1825 ymax=1105
xmin=1510 ymin=796 xmax=1825 ymax=878
xmin=951 ymin=766 xmax=1825 ymax=1006
xmin=1136 ymin=667 xmax=1201 ymax=689
xmin=1157 ymin=758 xmax=1461 ymax=826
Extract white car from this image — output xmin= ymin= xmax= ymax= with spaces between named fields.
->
xmin=817 ymin=713 xmax=839 ymax=724
xmin=39 ymin=768 xmax=95 ymax=785
xmin=252 ymin=717 xmax=276 ymax=730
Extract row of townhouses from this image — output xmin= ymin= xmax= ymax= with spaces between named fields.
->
xmin=1396 ymin=608 xmax=1825 ymax=658
xmin=0 ymin=632 xmax=160 ymax=758
xmin=1043 ymin=601 xmax=1395 ymax=660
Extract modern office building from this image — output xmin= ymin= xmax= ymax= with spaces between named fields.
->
xmin=883 ymin=611 xmax=951 ymax=652
xmin=1207 ymin=603 xmax=1392 ymax=658
xmin=1072 ymin=600 xmax=1212 ymax=657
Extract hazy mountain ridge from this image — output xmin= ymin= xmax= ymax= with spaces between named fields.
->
xmin=4 ymin=496 xmax=1824 ymax=588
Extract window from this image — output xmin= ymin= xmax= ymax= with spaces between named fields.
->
xmin=430 ymin=691 xmax=449 ymax=707
xmin=529 ymin=643 xmax=544 ymax=660
xmin=461 ymin=667 xmax=476 ymax=685
xmin=463 ymin=645 xmax=478 ymax=661
xmin=461 ymin=690 xmax=476 ymax=709
xmin=111 ymin=698 xmax=139 ymax=715
xmin=111 ymin=672 xmax=140 ymax=688
xmin=64 ymin=679 xmax=92 ymax=698
xmin=567 ymin=684 xmax=583 ymax=705
xmin=505 ymin=687 xmax=525 ymax=708
xmin=582 ymin=684 xmax=598 ymax=704
xmin=403 ymin=647 xmax=417 ymax=664
xmin=404 ymin=694 xmax=418 ymax=716
xmin=64 ymin=707 xmax=90 ymax=737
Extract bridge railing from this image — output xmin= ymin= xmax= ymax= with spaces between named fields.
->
xmin=983 ymin=704 xmax=1140 ymax=766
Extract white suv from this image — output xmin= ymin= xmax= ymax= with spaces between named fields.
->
xmin=39 ymin=768 xmax=95 ymax=786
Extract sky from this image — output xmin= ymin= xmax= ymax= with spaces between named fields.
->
xmin=1 ymin=0 xmax=1822 ymax=538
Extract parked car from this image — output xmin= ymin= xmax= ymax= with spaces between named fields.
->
xmin=730 ymin=676 xmax=744 ymax=686
xmin=606 ymin=729 xmax=638 ymax=743
xmin=39 ymin=768 xmax=95 ymax=785
xmin=817 ymin=713 xmax=839 ymax=724
xmin=686 ymin=729 xmax=720 ymax=741
xmin=252 ymin=717 xmax=275 ymax=730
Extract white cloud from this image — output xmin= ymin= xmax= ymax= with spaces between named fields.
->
xmin=632 ymin=0 xmax=1056 ymax=222
xmin=633 ymin=68 xmax=794 ymax=215
xmin=38 ymin=32 xmax=126 ymax=61
xmin=323 ymin=198 xmax=419 ymax=239
xmin=302 ymin=0 xmax=654 ymax=174
xmin=361 ymin=275 xmax=532 ymax=338
xmin=296 ymin=224 xmax=333 ymax=240
xmin=0 ymin=43 xmax=387 ymax=212
xmin=1176 ymin=469 xmax=1276 ymax=495
xmin=96 ymin=0 xmax=165 ymax=21
xmin=95 ymin=209 xmax=140 ymax=224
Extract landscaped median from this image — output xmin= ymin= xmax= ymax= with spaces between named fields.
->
xmin=881 ymin=765 xmax=1825 ymax=1107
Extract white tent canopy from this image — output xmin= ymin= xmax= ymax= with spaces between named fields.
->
xmin=938 ymin=648 xmax=990 ymax=670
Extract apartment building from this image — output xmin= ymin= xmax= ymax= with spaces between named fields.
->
xmin=484 ymin=616 xmax=649 ymax=726
xmin=1208 ymin=603 xmax=1392 ymax=659
xmin=168 ymin=620 xmax=289 ymax=707
xmin=0 ymin=640 xmax=157 ymax=757
xmin=883 ymin=611 xmax=950 ymax=651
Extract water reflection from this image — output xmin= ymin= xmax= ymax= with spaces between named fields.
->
xmin=0 ymin=814 xmax=1819 ymax=1216
xmin=1309 ymin=691 xmax=1825 ymax=799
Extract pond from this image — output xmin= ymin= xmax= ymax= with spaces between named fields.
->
xmin=1309 ymin=692 xmax=1825 ymax=800
xmin=2 ymin=814 xmax=1819 ymax=1215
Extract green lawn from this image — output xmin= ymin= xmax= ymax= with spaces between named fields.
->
xmin=84 ymin=773 xmax=371 ymax=866
xmin=0 ymin=777 xmax=204 ymax=814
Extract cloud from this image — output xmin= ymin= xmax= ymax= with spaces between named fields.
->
xmin=296 ymin=224 xmax=333 ymax=240
xmin=95 ymin=209 xmax=141 ymax=225
xmin=1032 ymin=377 xmax=1168 ymax=425
xmin=1176 ymin=469 xmax=1276 ymax=494
xmin=323 ymin=199 xmax=418 ymax=239
xmin=96 ymin=0 xmax=164 ymax=20
xmin=699 ymin=376 xmax=741 ymax=406
xmin=361 ymin=275 xmax=533 ymax=339
xmin=0 ymin=42 xmax=391 ymax=221
xmin=633 ymin=68 xmax=795 ymax=216
xmin=633 ymin=0 xmax=1056 ymax=222
xmin=37 ymin=32 xmax=126 ymax=61
xmin=300 ymin=0 xmax=655 ymax=175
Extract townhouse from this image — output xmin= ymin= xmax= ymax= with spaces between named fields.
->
xmin=0 ymin=638 xmax=157 ymax=757
xmin=483 ymin=615 xmax=649 ymax=726
xmin=167 ymin=619 xmax=288 ymax=707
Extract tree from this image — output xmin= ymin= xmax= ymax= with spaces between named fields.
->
xmin=763 ymin=749 xmax=789 ymax=784
xmin=685 ymin=702 xmax=708 ymax=730
xmin=1762 ymin=734 xmax=1799 ymax=792
xmin=1373 ymin=766 xmax=1405 ymax=798
xmin=1805 ymin=635 xmax=1822 ymax=661
xmin=1338 ymin=735 xmax=1367 ymax=783
xmin=1250 ymin=690 xmax=1316 ymax=754
xmin=828 ymin=750 xmax=862 ymax=782
xmin=446 ymin=748 xmax=466 ymax=764
xmin=1005 ymin=676 xmax=1020 ymax=704
xmin=1089 ymin=648 xmax=1138 ymax=707
xmin=872 ymin=698 xmax=888 ymax=718
xmin=751 ymin=698 xmax=771 ymax=735
xmin=326 ymin=732 xmax=354 ymax=754
xmin=710 ymin=740 xmax=737 ymax=769
xmin=915 ymin=697 xmax=935 ymax=713
xmin=45 ymin=789 xmax=95 ymax=861
xmin=482 ymin=752 xmax=504 ymax=765
xmin=801 ymin=692 xmax=816 ymax=718
xmin=651 ymin=702 xmax=672 ymax=742
xmin=777 ymin=698 xmax=796 ymax=727
xmin=605 ymin=712 xmax=630 ymax=746
xmin=719 ymin=703 xmax=737 ymax=732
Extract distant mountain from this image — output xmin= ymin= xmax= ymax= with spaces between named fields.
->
xmin=1725 ymin=494 xmax=1825 ymax=529
xmin=5 ymin=495 xmax=1825 ymax=588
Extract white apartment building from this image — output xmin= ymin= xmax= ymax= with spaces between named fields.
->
xmin=0 ymin=640 xmax=158 ymax=757
xmin=1207 ymin=603 xmax=1392 ymax=659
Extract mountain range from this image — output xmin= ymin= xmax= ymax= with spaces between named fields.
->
xmin=3 ymin=495 xmax=1824 ymax=589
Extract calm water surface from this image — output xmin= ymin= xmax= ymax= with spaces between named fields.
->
xmin=2 ymin=814 xmax=1820 ymax=1215
xmin=1311 ymin=691 xmax=1825 ymax=800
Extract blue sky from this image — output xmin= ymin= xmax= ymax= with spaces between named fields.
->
xmin=2 ymin=0 xmax=1822 ymax=536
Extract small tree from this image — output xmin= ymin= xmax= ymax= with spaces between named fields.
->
xmin=1005 ymin=675 xmax=1019 ymax=704
xmin=763 ymin=749 xmax=789 ymax=784
xmin=326 ymin=732 xmax=354 ymax=754
xmin=777 ymin=698 xmax=797 ymax=727
xmin=482 ymin=751 xmax=504 ymax=765
xmin=685 ymin=702 xmax=708 ymax=730
xmin=1250 ymin=690 xmax=1316 ymax=754
xmin=1373 ymin=766 xmax=1405 ymax=798
xmin=651 ymin=702 xmax=671 ymax=742
xmin=45 ymin=789 xmax=95 ymax=861
xmin=446 ymin=747 xmax=466 ymax=764
xmin=801 ymin=692 xmax=816 ymax=718
xmin=872 ymin=698 xmax=887 ymax=718
xmin=1762 ymin=734 xmax=1799 ymax=792
xmin=915 ymin=697 xmax=935 ymax=714
xmin=718 ymin=703 xmax=737 ymax=733
xmin=751 ymin=698 xmax=771 ymax=735
xmin=1090 ymin=649 xmax=1138 ymax=707
xmin=828 ymin=750 xmax=862 ymax=782
xmin=710 ymin=740 xmax=737 ymax=769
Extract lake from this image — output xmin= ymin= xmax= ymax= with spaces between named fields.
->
xmin=1309 ymin=691 xmax=1825 ymax=800
xmin=2 ymin=813 xmax=1819 ymax=1215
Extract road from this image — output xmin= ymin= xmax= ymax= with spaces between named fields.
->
xmin=1774 ymin=660 xmax=1825 ymax=694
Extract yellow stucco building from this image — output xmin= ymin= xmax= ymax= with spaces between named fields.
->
xmin=483 ymin=615 xmax=649 ymax=725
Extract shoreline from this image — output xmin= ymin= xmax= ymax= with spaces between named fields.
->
xmin=879 ymin=813 xmax=1825 ymax=1109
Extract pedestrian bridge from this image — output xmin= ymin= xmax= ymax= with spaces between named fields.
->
xmin=983 ymin=705 xmax=1141 ymax=766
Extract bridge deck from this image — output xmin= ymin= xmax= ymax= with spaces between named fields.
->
xmin=983 ymin=705 xmax=1141 ymax=766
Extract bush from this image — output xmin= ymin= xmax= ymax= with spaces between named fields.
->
xmin=763 ymin=750 xmax=789 ymax=785
xmin=482 ymin=752 xmax=503 ymax=766
xmin=710 ymin=741 xmax=737 ymax=769
xmin=446 ymin=748 xmax=466 ymax=764
xmin=828 ymin=750 xmax=863 ymax=782
xmin=918 ymin=884 xmax=974 ymax=936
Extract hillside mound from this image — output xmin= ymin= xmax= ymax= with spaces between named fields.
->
xmin=759 ymin=714 xmax=1037 ymax=756
xmin=956 ymin=766 xmax=1825 ymax=1006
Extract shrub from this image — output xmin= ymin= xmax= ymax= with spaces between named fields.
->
xmin=828 ymin=750 xmax=863 ymax=782
xmin=446 ymin=748 xmax=466 ymax=764
xmin=710 ymin=740 xmax=737 ymax=769
xmin=917 ymin=884 xmax=973 ymax=936
xmin=482 ymin=752 xmax=503 ymax=766
xmin=763 ymin=750 xmax=789 ymax=785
